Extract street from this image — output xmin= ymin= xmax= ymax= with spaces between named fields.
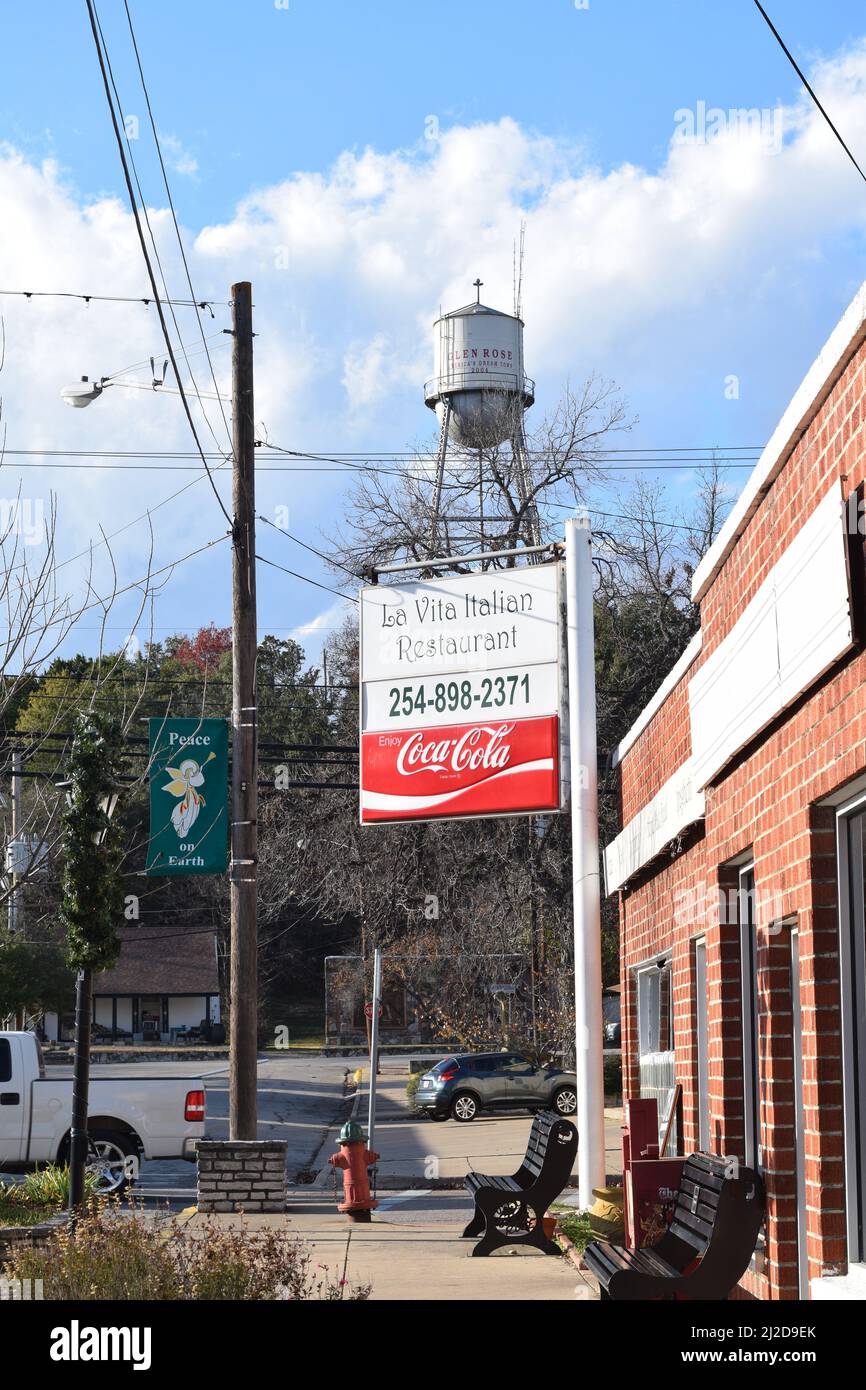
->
xmin=3 ymin=1052 xmax=622 ymax=1206
xmin=0 ymin=1053 xmax=356 ymax=1202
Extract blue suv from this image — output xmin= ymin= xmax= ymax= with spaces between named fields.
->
xmin=414 ymin=1051 xmax=578 ymax=1123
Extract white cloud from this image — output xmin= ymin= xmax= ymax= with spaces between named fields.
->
xmin=159 ymin=133 xmax=198 ymax=179
xmin=5 ymin=38 xmax=866 ymax=650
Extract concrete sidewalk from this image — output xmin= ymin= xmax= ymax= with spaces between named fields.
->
xmin=180 ymin=1191 xmax=596 ymax=1301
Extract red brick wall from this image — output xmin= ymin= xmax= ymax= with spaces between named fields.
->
xmin=615 ymin=329 xmax=866 ymax=1299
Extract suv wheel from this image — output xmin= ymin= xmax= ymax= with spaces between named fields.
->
xmin=451 ymin=1092 xmax=479 ymax=1122
xmin=552 ymin=1086 xmax=577 ymax=1116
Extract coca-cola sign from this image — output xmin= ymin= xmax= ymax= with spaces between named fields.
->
xmin=359 ymin=564 xmax=563 ymax=823
xmin=360 ymin=715 xmax=559 ymax=823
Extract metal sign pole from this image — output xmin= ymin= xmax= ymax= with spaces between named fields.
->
xmin=367 ymin=946 xmax=383 ymax=1152
xmin=565 ymin=516 xmax=605 ymax=1208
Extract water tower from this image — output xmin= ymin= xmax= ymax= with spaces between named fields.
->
xmin=424 ymin=279 xmax=538 ymax=551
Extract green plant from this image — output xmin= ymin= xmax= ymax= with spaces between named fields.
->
xmin=406 ymin=1069 xmax=425 ymax=1109
xmin=0 ymin=1202 xmax=55 ymax=1228
xmin=603 ymin=1053 xmax=622 ymax=1099
xmin=3 ymin=1200 xmax=371 ymax=1301
xmin=59 ymin=711 xmax=125 ymax=973
xmin=554 ymin=1208 xmax=594 ymax=1252
xmin=15 ymin=1164 xmax=97 ymax=1208
xmin=0 ymin=1165 xmax=97 ymax=1226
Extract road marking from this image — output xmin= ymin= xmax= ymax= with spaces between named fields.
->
xmin=375 ymin=1189 xmax=432 ymax=1211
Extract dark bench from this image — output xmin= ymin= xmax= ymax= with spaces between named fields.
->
xmin=584 ymin=1152 xmax=765 ymax=1300
xmin=462 ymin=1110 xmax=577 ymax=1257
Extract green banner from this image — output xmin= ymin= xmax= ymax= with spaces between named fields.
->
xmin=146 ymin=718 xmax=229 ymax=876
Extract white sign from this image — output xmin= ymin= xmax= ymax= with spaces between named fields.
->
xmin=360 ymin=564 xmax=561 ymax=731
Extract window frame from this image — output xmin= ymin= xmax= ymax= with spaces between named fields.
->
xmin=836 ymin=791 xmax=866 ymax=1265
xmin=693 ymin=935 xmax=710 ymax=1152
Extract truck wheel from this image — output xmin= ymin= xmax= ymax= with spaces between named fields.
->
xmin=85 ymin=1131 xmax=139 ymax=1195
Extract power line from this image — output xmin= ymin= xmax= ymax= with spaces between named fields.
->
xmin=0 ymin=458 xmax=759 ymax=472
xmin=85 ymin=0 xmax=233 ymax=530
xmin=43 ymin=533 xmax=230 ymax=634
xmin=0 ymin=289 xmax=223 ymax=309
xmin=104 ymin=331 xmax=228 ymax=385
xmin=90 ymin=0 xmax=230 ymax=461
xmin=257 ymin=513 xmax=361 ymax=580
xmin=255 ymin=552 xmax=357 ymax=604
xmin=752 ymin=0 xmax=866 ymax=185
xmin=121 ymin=0 xmax=233 ymax=451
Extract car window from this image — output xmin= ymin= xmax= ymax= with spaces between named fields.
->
xmin=471 ymin=1058 xmax=496 ymax=1073
xmin=0 ymin=1039 xmax=11 ymax=1084
xmin=431 ymin=1057 xmax=457 ymax=1075
xmin=498 ymin=1055 xmax=534 ymax=1074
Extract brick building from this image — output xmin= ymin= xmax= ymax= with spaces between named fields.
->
xmin=604 ymin=281 xmax=866 ymax=1300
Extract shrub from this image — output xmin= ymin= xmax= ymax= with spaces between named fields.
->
xmin=406 ymin=1070 xmax=425 ymax=1109
xmin=555 ymin=1209 xmax=594 ymax=1252
xmin=0 ymin=1165 xmax=96 ymax=1227
xmin=603 ymin=1053 xmax=622 ymax=1100
xmin=3 ymin=1200 xmax=371 ymax=1301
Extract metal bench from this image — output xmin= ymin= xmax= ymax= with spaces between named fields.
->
xmin=462 ymin=1110 xmax=577 ymax=1256
xmin=584 ymin=1152 xmax=765 ymax=1300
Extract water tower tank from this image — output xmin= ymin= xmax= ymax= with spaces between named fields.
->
xmin=424 ymin=295 xmax=535 ymax=449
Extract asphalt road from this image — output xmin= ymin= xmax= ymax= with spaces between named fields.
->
xmin=11 ymin=1053 xmax=358 ymax=1202
xmin=4 ymin=1053 xmax=623 ymax=1204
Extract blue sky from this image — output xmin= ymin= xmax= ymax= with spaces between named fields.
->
xmin=4 ymin=1 xmax=862 ymax=219
xmin=3 ymin=1 xmax=866 ymax=665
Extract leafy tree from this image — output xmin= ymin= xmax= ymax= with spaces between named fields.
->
xmin=0 ymin=932 xmax=72 ymax=1021
xmin=59 ymin=712 xmax=125 ymax=972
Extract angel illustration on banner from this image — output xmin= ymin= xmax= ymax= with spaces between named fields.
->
xmin=162 ymin=751 xmax=217 ymax=838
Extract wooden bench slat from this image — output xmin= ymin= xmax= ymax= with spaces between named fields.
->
xmin=682 ymin=1163 xmax=725 ymax=1192
xmin=669 ymin=1217 xmax=711 ymax=1251
xmin=673 ymin=1198 xmax=718 ymax=1231
xmin=679 ymin=1176 xmax=722 ymax=1208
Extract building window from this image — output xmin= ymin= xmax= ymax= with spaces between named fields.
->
xmin=636 ymin=957 xmax=677 ymax=1149
xmin=694 ymin=937 xmax=710 ymax=1152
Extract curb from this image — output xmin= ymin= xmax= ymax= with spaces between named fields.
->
xmin=554 ymin=1229 xmax=601 ymax=1298
xmin=312 ymin=1077 xmax=363 ymax=1189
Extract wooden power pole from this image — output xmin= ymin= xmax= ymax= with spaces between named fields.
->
xmin=229 ymin=281 xmax=258 ymax=1140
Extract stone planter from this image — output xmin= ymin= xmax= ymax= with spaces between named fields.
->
xmin=196 ymin=1139 xmax=288 ymax=1213
xmin=0 ymin=1212 xmax=68 ymax=1266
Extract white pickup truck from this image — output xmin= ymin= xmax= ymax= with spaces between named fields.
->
xmin=0 ymin=1031 xmax=206 ymax=1193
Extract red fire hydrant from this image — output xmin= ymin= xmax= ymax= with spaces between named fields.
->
xmin=329 ymin=1120 xmax=379 ymax=1222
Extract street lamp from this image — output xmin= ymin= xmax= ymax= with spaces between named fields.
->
xmin=60 ymin=362 xmax=228 ymax=409
xmin=61 ymin=376 xmax=108 ymax=408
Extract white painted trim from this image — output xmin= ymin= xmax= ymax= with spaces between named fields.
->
xmin=689 ymin=483 xmax=852 ymax=789
xmin=612 ymin=631 xmax=702 ymax=768
xmin=603 ymin=755 xmax=704 ymax=894
xmin=811 ymin=1264 xmax=866 ymax=1300
xmin=692 ymin=276 xmax=866 ymax=602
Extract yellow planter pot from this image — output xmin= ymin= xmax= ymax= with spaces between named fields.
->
xmin=588 ymin=1185 xmax=625 ymax=1241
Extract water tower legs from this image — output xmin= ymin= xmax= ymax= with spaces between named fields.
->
xmin=430 ymin=399 xmax=452 ymax=555
xmin=511 ymin=425 xmax=541 ymax=547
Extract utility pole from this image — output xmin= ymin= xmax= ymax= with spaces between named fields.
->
xmin=229 ymin=281 xmax=259 ymax=1141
